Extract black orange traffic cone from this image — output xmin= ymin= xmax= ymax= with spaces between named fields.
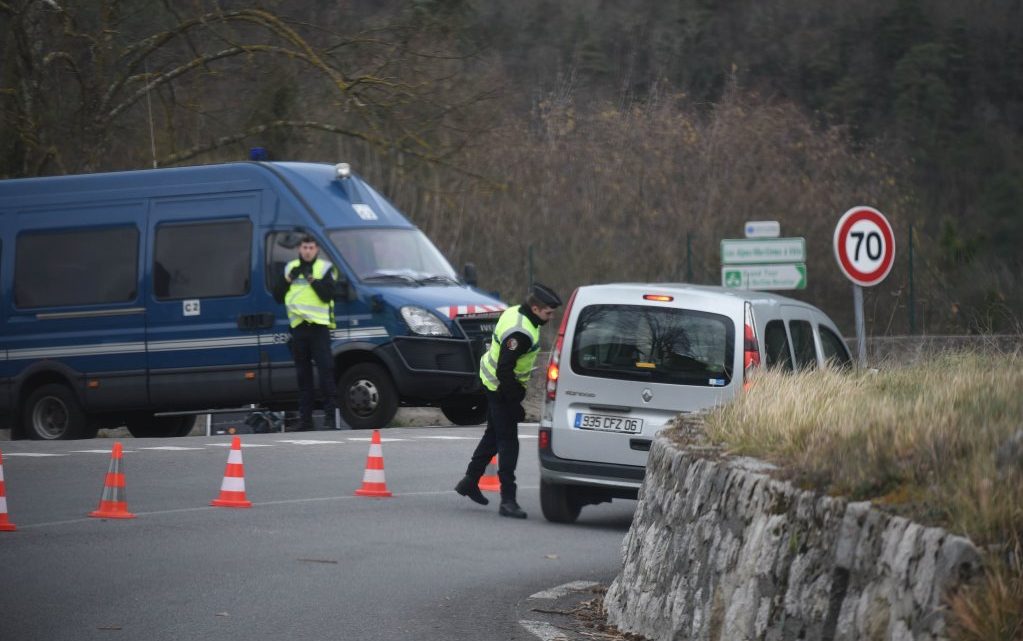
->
xmin=89 ymin=442 xmax=135 ymax=519
xmin=354 ymin=429 xmax=392 ymax=498
xmin=0 ymin=449 xmax=16 ymax=531
xmin=478 ymin=455 xmax=500 ymax=493
xmin=211 ymin=436 xmax=252 ymax=508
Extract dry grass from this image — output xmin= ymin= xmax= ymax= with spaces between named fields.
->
xmin=701 ymin=351 xmax=1023 ymax=641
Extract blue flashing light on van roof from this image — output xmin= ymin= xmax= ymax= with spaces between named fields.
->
xmin=0 ymin=161 xmax=505 ymax=439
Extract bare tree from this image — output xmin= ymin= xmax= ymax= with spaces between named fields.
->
xmin=0 ymin=0 xmax=492 ymax=176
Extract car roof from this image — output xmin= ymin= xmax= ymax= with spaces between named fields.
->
xmin=575 ymin=283 xmax=808 ymax=306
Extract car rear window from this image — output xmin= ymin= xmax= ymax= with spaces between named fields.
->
xmin=570 ymin=304 xmax=734 ymax=386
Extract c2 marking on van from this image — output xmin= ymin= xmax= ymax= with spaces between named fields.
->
xmin=183 ymin=300 xmax=200 ymax=316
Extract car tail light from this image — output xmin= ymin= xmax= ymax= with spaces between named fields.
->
xmin=538 ymin=428 xmax=550 ymax=450
xmin=743 ymin=301 xmax=761 ymax=389
xmin=545 ymin=288 xmax=578 ymax=401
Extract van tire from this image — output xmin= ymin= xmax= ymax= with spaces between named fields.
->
xmin=441 ymin=397 xmax=488 ymax=426
xmin=23 ymin=384 xmax=91 ymax=440
xmin=540 ymin=480 xmax=582 ymax=523
xmin=126 ymin=415 xmax=196 ymax=438
xmin=338 ymin=363 xmax=398 ymax=430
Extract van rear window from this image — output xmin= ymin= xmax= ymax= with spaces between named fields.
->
xmin=570 ymin=304 xmax=734 ymax=386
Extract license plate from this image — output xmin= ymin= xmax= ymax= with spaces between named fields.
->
xmin=573 ymin=412 xmax=643 ymax=433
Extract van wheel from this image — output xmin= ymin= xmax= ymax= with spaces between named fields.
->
xmin=441 ymin=397 xmax=488 ymax=426
xmin=540 ymin=480 xmax=582 ymax=524
xmin=338 ymin=363 xmax=398 ymax=430
xmin=126 ymin=415 xmax=196 ymax=438
xmin=23 ymin=384 xmax=92 ymax=440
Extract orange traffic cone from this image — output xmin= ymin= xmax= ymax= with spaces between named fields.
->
xmin=478 ymin=455 xmax=500 ymax=493
xmin=211 ymin=436 xmax=252 ymax=508
xmin=0 ymin=449 xmax=17 ymax=531
xmin=354 ymin=429 xmax=392 ymax=498
xmin=89 ymin=442 xmax=135 ymax=519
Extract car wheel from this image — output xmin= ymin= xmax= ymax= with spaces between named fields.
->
xmin=441 ymin=396 xmax=488 ymax=426
xmin=23 ymin=383 xmax=91 ymax=440
xmin=126 ymin=415 xmax=196 ymax=438
xmin=540 ymin=479 xmax=582 ymax=523
xmin=338 ymin=362 xmax=398 ymax=430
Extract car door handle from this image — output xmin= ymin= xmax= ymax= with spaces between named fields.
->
xmin=587 ymin=404 xmax=632 ymax=413
xmin=237 ymin=312 xmax=276 ymax=330
xmin=630 ymin=439 xmax=651 ymax=451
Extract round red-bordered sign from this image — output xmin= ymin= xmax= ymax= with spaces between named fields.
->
xmin=833 ymin=206 xmax=895 ymax=287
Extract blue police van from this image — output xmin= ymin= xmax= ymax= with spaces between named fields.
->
xmin=0 ymin=161 xmax=505 ymax=439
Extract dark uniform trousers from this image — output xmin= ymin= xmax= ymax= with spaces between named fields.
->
xmin=290 ymin=321 xmax=337 ymax=429
xmin=465 ymin=390 xmax=521 ymax=502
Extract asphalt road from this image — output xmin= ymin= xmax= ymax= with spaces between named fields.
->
xmin=0 ymin=425 xmax=636 ymax=641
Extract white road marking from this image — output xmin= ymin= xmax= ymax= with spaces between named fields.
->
xmin=519 ymin=620 xmax=568 ymax=641
xmin=529 ymin=581 xmax=599 ymax=600
xmin=138 ymin=446 xmax=206 ymax=451
xmin=418 ymin=435 xmax=477 ymax=440
xmin=345 ymin=437 xmax=406 ymax=442
xmin=207 ymin=442 xmax=274 ymax=447
xmin=275 ymin=439 xmax=345 ymax=445
xmin=70 ymin=449 xmax=132 ymax=454
xmin=1 ymin=452 xmax=65 ymax=457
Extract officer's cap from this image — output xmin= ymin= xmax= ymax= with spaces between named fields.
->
xmin=530 ymin=282 xmax=562 ymax=309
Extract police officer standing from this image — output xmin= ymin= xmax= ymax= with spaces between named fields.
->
xmin=455 ymin=283 xmax=562 ymax=518
xmin=278 ymin=236 xmax=341 ymax=431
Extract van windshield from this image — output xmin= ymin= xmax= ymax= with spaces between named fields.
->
xmin=329 ymin=228 xmax=458 ymax=284
xmin=570 ymin=304 xmax=734 ymax=386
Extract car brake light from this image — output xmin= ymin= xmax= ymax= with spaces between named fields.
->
xmin=545 ymin=288 xmax=578 ymax=401
xmin=538 ymin=428 xmax=550 ymax=450
xmin=743 ymin=301 xmax=761 ymax=390
xmin=643 ymin=294 xmax=674 ymax=302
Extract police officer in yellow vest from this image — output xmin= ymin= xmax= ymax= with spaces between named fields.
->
xmin=280 ymin=236 xmax=340 ymax=431
xmin=455 ymin=283 xmax=561 ymax=518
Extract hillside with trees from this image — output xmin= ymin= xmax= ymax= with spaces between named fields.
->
xmin=3 ymin=0 xmax=1021 ymax=335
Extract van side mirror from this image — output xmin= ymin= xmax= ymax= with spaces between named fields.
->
xmin=463 ymin=262 xmax=478 ymax=287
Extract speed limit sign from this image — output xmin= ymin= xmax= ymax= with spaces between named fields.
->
xmin=833 ymin=206 xmax=895 ymax=287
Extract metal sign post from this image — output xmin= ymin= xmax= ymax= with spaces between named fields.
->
xmin=833 ymin=206 xmax=895 ymax=368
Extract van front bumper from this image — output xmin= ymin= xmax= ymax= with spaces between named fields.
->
xmin=376 ymin=339 xmax=485 ymax=402
xmin=538 ymin=446 xmax=644 ymax=498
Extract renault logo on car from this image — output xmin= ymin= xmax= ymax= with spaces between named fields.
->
xmin=642 ymin=388 xmax=653 ymax=403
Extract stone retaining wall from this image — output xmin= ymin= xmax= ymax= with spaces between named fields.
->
xmin=604 ymin=434 xmax=981 ymax=641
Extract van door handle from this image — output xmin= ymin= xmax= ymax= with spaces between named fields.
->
xmin=237 ymin=312 xmax=276 ymax=330
xmin=630 ymin=439 xmax=651 ymax=451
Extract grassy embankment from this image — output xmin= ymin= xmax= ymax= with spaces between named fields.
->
xmin=697 ymin=352 xmax=1022 ymax=641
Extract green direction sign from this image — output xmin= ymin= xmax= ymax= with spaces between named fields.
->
xmin=721 ymin=264 xmax=807 ymax=290
xmin=721 ymin=238 xmax=805 ymax=264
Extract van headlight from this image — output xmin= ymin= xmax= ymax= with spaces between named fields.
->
xmin=400 ymin=306 xmax=451 ymax=336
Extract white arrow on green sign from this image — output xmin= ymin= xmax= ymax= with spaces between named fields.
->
xmin=721 ymin=264 xmax=807 ymax=290
xmin=721 ymin=237 xmax=805 ymax=264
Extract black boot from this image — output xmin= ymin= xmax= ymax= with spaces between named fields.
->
xmin=455 ymin=476 xmax=489 ymax=505
xmin=499 ymin=500 xmax=527 ymax=519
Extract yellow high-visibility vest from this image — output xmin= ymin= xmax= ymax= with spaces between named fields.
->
xmin=479 ymin=305 xmax=541 ymax=392
xmin=284 ymin=258 xmax=337 ymax=329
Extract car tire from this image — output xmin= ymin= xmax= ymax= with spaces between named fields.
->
xmin=441 ymin=396 xmax=488 ymax=426
xmin=540 ymin=479 xmax=582 ymax=523
xmin=23 ymin=383 xmax=92 ymax=440
xmin=338 ymin=362 xmax=398 ymax=430
xmin=126 ymin=415 xmax=196 ymax=438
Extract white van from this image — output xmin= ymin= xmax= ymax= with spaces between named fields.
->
xmin=537 ymin=283 xmax=851 ymax=523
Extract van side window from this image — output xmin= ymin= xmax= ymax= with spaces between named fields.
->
xmin=763 ymin=320 xmax=793 ymax=371
xmin=15 ymin=226 xmax=138 ymax=308
xmin=154 ymin=220 xmax=251 ymax=300
xmin=265 ymin=231 xmax=306 ymax=291
xmin=789 ymin=320 xmax=817 ymax=371
xmin=819 ymin=326 xmax=852 ymax=369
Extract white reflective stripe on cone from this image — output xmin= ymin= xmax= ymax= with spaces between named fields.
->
xmin=368 ymin=445 xmax=383 ymax=457
xmin=361 ymin=469 xmax=386 ymax=483
xmin=220 ymin=477 xmax=246 ymax=492
xmin=227 ymin=450 xmax=244 ymax=464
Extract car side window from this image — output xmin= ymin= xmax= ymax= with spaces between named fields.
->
xmin=789 ymin=320 xmax=817 ymax=371
xmin=154 ymin=219 xmax=251 ymax=300
xmin=265 ymin=231 xmax=307 ymax=291
xmin=819 ymin=326 xmax=852 ymax=369
xmin=763 ymin=320 xmax=793 ymax=371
